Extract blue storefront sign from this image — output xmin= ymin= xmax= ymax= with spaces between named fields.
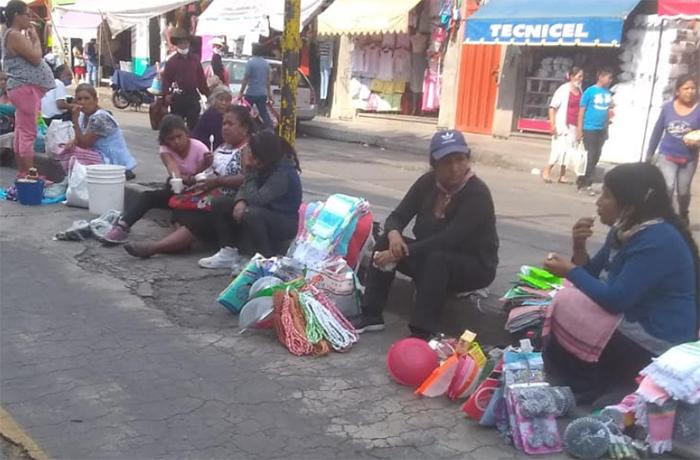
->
xmin=465 ymin=0 xmax=642 ymax=46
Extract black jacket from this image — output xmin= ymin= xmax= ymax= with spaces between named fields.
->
xmin=384 ymin=171 xmax=499 ymax=271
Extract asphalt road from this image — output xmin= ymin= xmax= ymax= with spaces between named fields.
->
xmin=1 ymin=108 xmax=692 ymax=460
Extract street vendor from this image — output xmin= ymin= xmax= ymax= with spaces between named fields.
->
xmin=352 ymin=130 xmax=499 ymax=340
xmin=543 ymin=163 xmax=699 ymax=405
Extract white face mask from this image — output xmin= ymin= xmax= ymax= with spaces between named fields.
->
xmin=212 ymin=48 xmax=221 ymax=55
xmin=177 ymin=47 xmax=189 ymax=55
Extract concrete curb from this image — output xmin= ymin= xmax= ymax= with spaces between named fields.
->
xmin=297 ymin=121 xmax=545 ymax=172
xmin=0 ymin=407 xmax=50 ymax=460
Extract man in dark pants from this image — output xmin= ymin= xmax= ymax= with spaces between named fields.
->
xmin=162 ymin=29 xmax=209 ymax=130
xmin=352 ymin=130 xmax=499 ymax=340
xmin=577 ymin=68 xmax=613 ymax=193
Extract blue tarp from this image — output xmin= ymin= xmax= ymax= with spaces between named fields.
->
xmin=465 ymin=0 xmax=641 ymax=46
xmin=110 ymin=65 xmax=157 ymax=91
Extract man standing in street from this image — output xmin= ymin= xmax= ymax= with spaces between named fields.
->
xmin=239 ymin=44 xmax=273 ymax=130
xmin=85 ymin=38 xmax=98 ymax=87
xmin=162 ymin=29 xmax=209 ymax=130
xmin=577 ymin=68 xmax=613 ymax=193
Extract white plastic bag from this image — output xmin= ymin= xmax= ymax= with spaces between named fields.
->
xmin=572 ymin=141 xmax=588 ymax=178
xmin=65 ymin=158 xmax=89 ymax=208
xmin=45 ymin=120 xmax=75 ymax=157
xmin=306 ymin=258 xmax=361 ymax=318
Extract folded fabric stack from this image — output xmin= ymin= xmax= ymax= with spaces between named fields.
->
xmin=604 ymin=340 xmax=700 ymax=454
xmin=502 ymin=266 xmax=562 ymax=336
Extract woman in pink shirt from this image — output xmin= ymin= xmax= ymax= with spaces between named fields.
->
xmin=102 ymin=115 xmax=212 ymax=244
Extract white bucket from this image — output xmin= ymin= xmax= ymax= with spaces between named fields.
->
xmin=86 ymin=164 xmax=126 ymax=215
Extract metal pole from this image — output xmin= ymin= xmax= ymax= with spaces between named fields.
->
xmin=280 ymin=0 xmax=301 ymax=145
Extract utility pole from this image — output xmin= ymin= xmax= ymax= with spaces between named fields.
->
xmin=280 ymin=0 xmax=301 ymax=145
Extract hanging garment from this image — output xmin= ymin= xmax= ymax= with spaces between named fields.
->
xmin=318 ymin=41 xmax=334 ymax=101
xmin=363 ymin=44 xmax=381 ymax=79
xmin=376 ymin=48 xmax=395 ymax=81
xmin=430 ymin=28 xmax=447 ymax=54
xmin=422 ymin=57 xmax=441 ymax=112
xmin=393 ymin=48 xmax=412 ymax=82
xmin=350 ymin=41 xmax=365 ymax=75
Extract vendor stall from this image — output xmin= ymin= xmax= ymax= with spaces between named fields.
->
xmin=318 ymin=0 xmax=459 ymax=117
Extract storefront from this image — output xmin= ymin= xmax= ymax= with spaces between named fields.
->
xmin=317 ymin=0 xmax=463 ymax=120
xmin=464 ymin=0 xmax=700 ymax=164
xmin=464 ymin=0 xmax=642 ymax=136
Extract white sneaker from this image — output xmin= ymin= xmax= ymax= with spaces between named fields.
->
xmin=198 ymin=247 xmax=239 ymax=269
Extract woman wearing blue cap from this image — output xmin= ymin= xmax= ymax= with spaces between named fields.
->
xmin=352 ymin=130 xmax=499 ymax=339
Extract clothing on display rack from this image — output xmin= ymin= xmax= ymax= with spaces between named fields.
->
xmin=422 ymin=55 xmax=441 ymax=112
xmin=396 ymin=33 xmax=411 ymax=50
xmin=393 ymin=48 xmax=412 ymax=82
xmin=377 ymin=48 xmax=395 ymax=81
xmin=382 ymin=33 xmax=396 ymax=49
xmin=318 ymin=40 xmax=334 ymax=101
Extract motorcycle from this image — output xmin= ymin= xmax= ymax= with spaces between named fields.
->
xmin=110 ymin=65 xmax=157 ymax=110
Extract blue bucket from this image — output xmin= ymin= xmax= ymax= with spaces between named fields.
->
xmin=15 ymin=178 xmax=44 ymax=205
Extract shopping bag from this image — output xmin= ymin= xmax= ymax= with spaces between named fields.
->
xmin=65 ymin=158 xmax=89 ymax=208
xmin=572 ymin=141 xmax=588 ymax=177
xmin=45 ymin=120 xmax=75 ymax=157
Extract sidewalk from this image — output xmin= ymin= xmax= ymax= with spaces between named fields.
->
xmin=299 ymin=114 xmax=552 ymax=172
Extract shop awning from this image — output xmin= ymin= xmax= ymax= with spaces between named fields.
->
xmin=55 ymin=0 xmax=193 ymax=35
xmin=317 ymin=0 xmax=422 ymax=36
xmin=196 ymin=0 xmax=326 ymax=37
xmin=659 ymin=0 xmax=700 ymax=18
xmin=465 ymin=0 xmax=642 ymax=46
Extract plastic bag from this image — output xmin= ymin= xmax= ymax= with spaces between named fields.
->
xmin=305 ymin=258 xmax=361 ymax=318
xmin=45 ymin=120 xmax=75 ymax=157
xmin=65 ymin=158 xmax=89 ymax=208
xmin=572 ymin=141 xmax=588 ymax=178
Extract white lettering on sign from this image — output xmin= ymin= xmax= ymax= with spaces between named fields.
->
xmin=488 ymin=23 xmax=590 ymax=40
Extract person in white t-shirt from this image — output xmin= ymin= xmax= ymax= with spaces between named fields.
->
xmin=41 ymin=64 xmax=74 ymax=126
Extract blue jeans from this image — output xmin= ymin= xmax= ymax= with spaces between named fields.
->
xmin=319 ymin=55 xmax=331 ymax=101
xmin=86 ymin=61 xmax=98 ymax=86
xmin=245 ymin=95 xmax=273 ymax=130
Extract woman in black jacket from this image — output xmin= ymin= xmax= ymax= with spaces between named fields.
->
xmin=353 ymin=130 xmax=499 ymax=339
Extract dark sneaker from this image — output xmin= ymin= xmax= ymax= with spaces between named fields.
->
xmin=350 ymin=315 xmax=385 ymax=333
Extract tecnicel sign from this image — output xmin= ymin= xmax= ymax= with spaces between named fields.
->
xmin=466 ymin=18 xmax=624 ymax=46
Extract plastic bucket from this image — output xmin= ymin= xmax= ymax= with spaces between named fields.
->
xmin=86 ymin=164 xmax=126 ymax=214
xmin=15 ymin=178 xmax=44 ymax=205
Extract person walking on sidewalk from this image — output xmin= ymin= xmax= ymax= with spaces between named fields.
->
xmin=577 ymin=68 xmax=613 ymax=193
xmin=646 ymin=75 xmax=699 ymax=228
xmin=542 ymin=67 xmax=583 ymax=184
xmin=239 ymin=44 xmax=273 ymax=131
xmin=162 ymin=29 xmax=209 ymax=130
xmin=351 ymin=130 xmax=499 ymax=340
xmin=85 ymin=38 xmax=98 ymax=87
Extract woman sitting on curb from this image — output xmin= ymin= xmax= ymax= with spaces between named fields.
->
xmin=351 ymin=130 xmax=499 ymax=340
xmin=68 ymin=84 xmax=137 ymax=178
xmin=198 ymin=131 xmax=302 ymax=269
xmin=102 ymin=114 xmax=211 ymax=244
xmin=543 ymin=163 xmax=699 ymax=405
xmin=191 ymin=85 xmax=232 ymax=151
xmin=122 ymin=106 xmax=254 ymax=258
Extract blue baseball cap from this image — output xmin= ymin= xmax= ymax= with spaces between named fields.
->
xmin=430 ymin=130 xmax=471 ymax=161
